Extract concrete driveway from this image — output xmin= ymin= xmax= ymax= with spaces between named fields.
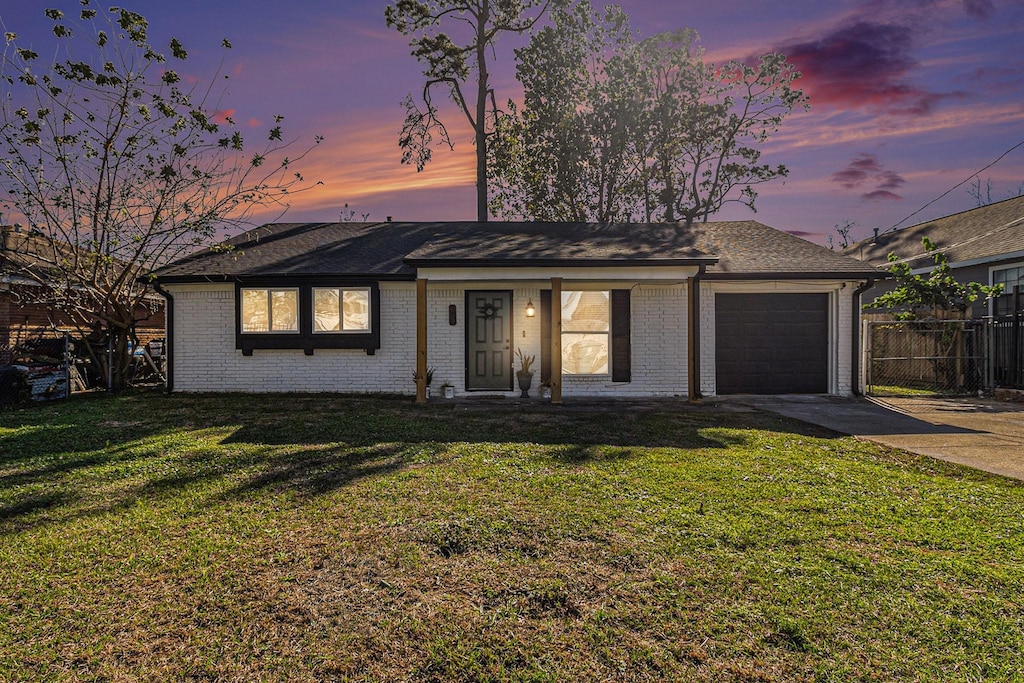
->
xmin=731 ymin=395 xmax=1024 ymax=481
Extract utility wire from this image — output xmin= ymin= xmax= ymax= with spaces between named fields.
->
xmin=882 ymin=137 xmax=1024 ymax=235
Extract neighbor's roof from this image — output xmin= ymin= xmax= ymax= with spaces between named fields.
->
xmin=848 ymin=195 xmax=1024 ymax=270
xmin=147 ymin=220 xmax=880 ymax=282
xmin=1 ymin=226 xmax=65 ymax=279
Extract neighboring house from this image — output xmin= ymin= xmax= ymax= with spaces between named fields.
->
xmin=147 ymin=220 xmax=880 ymax=400
xmin=1 ymin=225 xmax=165 ymax=357
xmin=848 ymin=195 xmax=1024 ymax=317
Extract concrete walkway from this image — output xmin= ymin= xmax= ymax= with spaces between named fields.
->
xmin=731 ymin=394 xmax=1024 ymax=481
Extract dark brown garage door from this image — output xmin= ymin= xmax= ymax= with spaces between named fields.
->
xmin=716 ymin=293 xmax=829 ymax=394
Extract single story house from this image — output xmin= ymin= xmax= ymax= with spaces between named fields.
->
xmin=146 ymin=220 xmax=880 ymax=401
xmin=849 ymin=195 xmax=1024 ymax=317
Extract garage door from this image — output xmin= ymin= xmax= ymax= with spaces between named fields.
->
xmin=715 ymin=293 xmax=829 ymax=394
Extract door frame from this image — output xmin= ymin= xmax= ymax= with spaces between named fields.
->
xmin=464 ymin=289 xmax=514 ymax=391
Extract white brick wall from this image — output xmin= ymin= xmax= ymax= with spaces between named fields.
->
xmin=170 ymin=283 xmax=417 ymax=393
xmin=166 ymin=282 xmax=691 ymax=397
xmin=836 ymin=288 xmax=853 ymax=395
xmin=699 ymin=284 xmax=717 ymax=398
xmin=166 ymin=279 xmax=860 ymax=397
xmin=562 ymin=285 xmax=687 ymax=397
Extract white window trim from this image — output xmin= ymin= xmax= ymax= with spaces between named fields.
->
xmin=311 ymin=286 xmax=372 ymax=334
xmin=988 ymin=261 xmax=1024 ymax=316
xmin=240 ymin=287 xmax=300 ymax=334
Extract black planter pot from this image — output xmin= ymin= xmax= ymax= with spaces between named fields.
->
xmin=517 ymin=372 xmax=534 ymax=398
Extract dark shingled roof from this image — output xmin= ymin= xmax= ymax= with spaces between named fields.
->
xmin=148 ymin=220 xmax=880 ymax=282
xmin=848 ymin=195 xmax=1024 ymax=269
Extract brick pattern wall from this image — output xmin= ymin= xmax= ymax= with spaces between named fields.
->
xmin=699 ymin=285 xmax=717 ymax=398
xmin=168 ymin=282 xmax=691 ymax=397
xmin=836 ymin=288 xmax=853 ymax=395
xmin=563 ymin=285 xmax=687 ymax=397
xmin=171 ymin=283 xmax=416 ymax=393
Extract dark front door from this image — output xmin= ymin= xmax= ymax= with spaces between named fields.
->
xmin=466 ymin=291 xmax=513 ymax=390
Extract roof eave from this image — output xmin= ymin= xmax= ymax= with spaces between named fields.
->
xmin=145 ymin=272 xmax=417 ymax=285
xmin=702 ymin=270 xmax=885 ymax=281
xmin=403 ymin=257 xmax=720 ymax=268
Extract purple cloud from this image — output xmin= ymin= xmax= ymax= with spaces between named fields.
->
xmin=963 ymin=0 xmax=995 ymax=20
xmin=875 ymin=170 xmax=906 ymax=191
xmin=832 ymin=154 xmax=906 ymax=201
xmin=777 ymin=21 xmax=953 ymax=116
xmin=831 ymin=154 xmax=883 ymax=189
xmin=861 ymin=190 xmax=903 ymax=201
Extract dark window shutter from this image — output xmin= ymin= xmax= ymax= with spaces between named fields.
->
xmin=540 ymin=290 xmax=551 ymax=384
xmin=611 ymin=289 xmax=631 ymax=382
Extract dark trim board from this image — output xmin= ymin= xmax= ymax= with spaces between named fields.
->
xmin=234 ymin=280 xmax=381 ymax=355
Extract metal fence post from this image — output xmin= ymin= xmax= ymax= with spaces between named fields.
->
xmin=63 ymin=332 xmax=71 ymax=400
xmin=1013 ymin=285 xmax=1021 ymax=390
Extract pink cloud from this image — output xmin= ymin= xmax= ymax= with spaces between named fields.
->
xmin=213 ymin=108 xmax=236 ymax=124
xmin=776 ymin=21 xmax=962 ymax=116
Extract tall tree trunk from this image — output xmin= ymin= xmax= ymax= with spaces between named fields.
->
xmin=475 ymin=0 xmax=490 ymax=222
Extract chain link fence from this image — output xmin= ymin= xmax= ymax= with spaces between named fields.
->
xmin=865 ymin=320 xmax=988 ymax=397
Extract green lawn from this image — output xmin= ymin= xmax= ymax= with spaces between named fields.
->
xmin=1 ymin=393 xmax=1021 ymax=682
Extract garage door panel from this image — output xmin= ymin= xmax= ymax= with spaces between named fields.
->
xmin=716 ymin=293 xmax=829 ymax=394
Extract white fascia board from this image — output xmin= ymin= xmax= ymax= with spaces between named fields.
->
xmin=906 ymin=249 xmax=1024 ymax=274
xmin=416 ymin=265 xmax=700 ymax=282
xmin=705 ymin=280 xmax=852 ymax=293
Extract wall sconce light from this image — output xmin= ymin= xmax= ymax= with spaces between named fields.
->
xmin=525 ymin=299 xmax=536 ymax=317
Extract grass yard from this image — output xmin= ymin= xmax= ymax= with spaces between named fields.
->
xmin=1 ymin=393 xmax=1022 ymax=682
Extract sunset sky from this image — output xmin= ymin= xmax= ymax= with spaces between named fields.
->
xmin=3 ymin=0 xmax=1023 ymax=244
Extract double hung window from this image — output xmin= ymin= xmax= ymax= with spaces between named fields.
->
xmin=236 ymin=282 xmax=379 ymax=354
xmin=561 ymin=290 xmax=610 ymax=375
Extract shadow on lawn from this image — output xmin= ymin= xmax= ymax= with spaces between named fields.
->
xmin=0 ymin=392 xmax=836 ymax=532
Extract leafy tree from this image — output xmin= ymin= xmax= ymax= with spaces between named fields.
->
xmin=488 ymin=0 xmax=807 ymax=226
xmin=867 ymin=236 xmax=1002 ymax=320
xmin=1 ymin=2 xmax=321 ymax=389
xmin=488 ymin=3 xmax=646 ymax=222
xmin=385 ymin=0 xmax=552 ymax=222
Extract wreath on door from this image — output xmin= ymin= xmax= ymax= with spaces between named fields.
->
xmin=479 ymin=303 xmax=497 ymax=318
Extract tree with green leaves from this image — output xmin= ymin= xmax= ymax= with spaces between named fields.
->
xmin=488 ymin=0 xmax=807 ymax=226
xmin=385 ymin=0 xmax=552 ymax=222
xmin=488 ymin=2 xmax=645 ymax=222
xmin=867 ymin=236 xmax=1002 ymax=320
xmin=1 ymin=2 xmax=320 ymax=389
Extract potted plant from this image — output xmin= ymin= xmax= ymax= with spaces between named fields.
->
xmin=539 ymin=379 xmax=551 ymax=400
xmin=440 ymin=381 xmax=454 ymax=399
xmin=516 ymin=348 xmax=535 ymax=398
